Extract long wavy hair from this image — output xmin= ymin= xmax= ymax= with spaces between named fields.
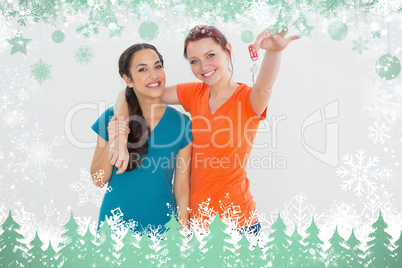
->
xmin=118 ymin=43 xmax=164 ymax=171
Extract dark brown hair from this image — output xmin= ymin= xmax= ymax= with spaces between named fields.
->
xmin=118 ymin=43 xmax=164 ymax=171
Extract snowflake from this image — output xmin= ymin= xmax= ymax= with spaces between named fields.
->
xmin=1 ymin=109 xmax=24 ymax=129
xmin=362 ymin=77 xmax=402 ymax=125
xmin=30 ymin=59 xmax=51 ymax=84
xmin=336 ymin=149 xmax=390 ymax=197
xmin=352 ymin=36 xmax=368 ymax=55
xmin=74 ymin=45 xmax=94 ymax=64
xmin=69 ymin=168 xmax=112 ymax=207
xmin=12 ymin=123 xmax=66 ymax=185
xmin=17 ymin=88 xmax=29 ymax=103
xmin=264 ymin=193 xmax=322 ymax=236
xmin=362 ymin=184 xmax=396 ymax=218
xmin=368 ymin=121 xmax=390 ymax=144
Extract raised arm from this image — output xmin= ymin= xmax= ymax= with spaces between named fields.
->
xmin=173 ymin=142 xmax=192 ymax=232
xmin=250 ymin=27 xmax=300 ymax=115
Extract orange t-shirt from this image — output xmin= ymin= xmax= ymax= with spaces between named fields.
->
xmin=177 ymin=82 xmax=267 ymax=229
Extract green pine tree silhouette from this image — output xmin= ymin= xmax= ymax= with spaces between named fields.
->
xmin=96 ymin=216 xmax=118 ymax=267
xmin=326 ymin=226 xmax=347 ymax=267
xmin=394 ymin=230 xmax=402 ymax=267
xmin=266 ymin=212 xmax=290 ymax=267
xmin=0 ymin=210 xmax=28 ymax=267
xmin=184 ymin=232 xmax=205 ymax=266
xmin=302 ymin=216 xmax=325 ymax=267
xmin=116 ymin=229 xmax=140 ymax=266
xmin=251 ymin=240 xmax=268 ymax=268
xmin=80 ymin=225 xmax=98 ymax=267
xmin=160 ymin=214 xmax=186 ymax=267
xmin=344 ymin=229 xmax=365 ymax=268
xmin=136 ymin=229 xmax=157 ymax=267
xmin=43 ymin=241 xmax=61 ymax=268
xmin=27 ymin=231 xmax=45 ymax=267
xmin=365 ymin=211 xmax=395 ymax=267
xmin=235 ymin=232 xmax=253 ymax=267
xmin=288 ymin=225 xmax=306 ymax=267
xmin=202 ymin=211 xmax=235 ymax=267
xmin=58 ymin=211 xmax=83 ymax=267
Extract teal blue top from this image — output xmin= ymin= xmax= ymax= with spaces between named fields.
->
xmin=91 ymin=105 xmax=192 ymax=234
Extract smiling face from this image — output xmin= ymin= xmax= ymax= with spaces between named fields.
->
xmin=123 ymin=48 xmax=166 ymax=100
xmin=186 ymin=37 xmax=231 ymax=87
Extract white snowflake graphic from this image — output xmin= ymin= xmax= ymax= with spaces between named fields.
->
xmin=0 ymin=15 xmax=12 ymax=56
xmin=336 ymin=149 xmax=390 ymax=197
xmin=264 ymin=193 xmax=321 ymax=236
xmin=74 ymin=45 xmax=94 ymax=64
xmin=363 ymin=76 xmax=402 ymax=125
xmin=1 ymin=109 xmax=25 ymax=129
xmin=362 ymin=184 xmax=396 ymax=218
xmin=368 ymin=121 xmax=391 ymax=144
xmin=30 ymin=59 xmax=51 ymax=84
xmin=12 ymin=123 xmax=66 ymax=185
xmin=69 ymin=168 xmax=112 ymax=207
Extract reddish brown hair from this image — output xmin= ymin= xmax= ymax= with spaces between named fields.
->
xmin=183 ymin=25 xmax=234 ymax=77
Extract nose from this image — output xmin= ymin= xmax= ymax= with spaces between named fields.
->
xmin=200 ymin=60 xmax=209 ymax=72
xmin=149 ymin=68 xmax=158 ymax=79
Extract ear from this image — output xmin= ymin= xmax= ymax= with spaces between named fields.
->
xmin=123 ymin=74 xmax=134 ymax=88
xmin=225 ymin=43 xmax=232 ymax=59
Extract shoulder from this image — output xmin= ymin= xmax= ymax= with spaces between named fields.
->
xmin=177 ymin=82 xmax=207 ymax=94
xmin=166 ymin=106 xmax=191 ymax=124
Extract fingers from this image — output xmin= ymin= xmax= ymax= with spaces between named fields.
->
xmin=252 ymin=30 xmax=268 ymax=52
xmin=116 ymin=149 xmax=129 ymax=174
xmin=286 ymin=35 xmax=301 ymax=45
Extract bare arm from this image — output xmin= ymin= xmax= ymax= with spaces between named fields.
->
xmin=173 ymin=142 xmax=192 ymax=230
xmin=250 ymin=28 xmax=300 ymax=115
xmin=90 ymin=136 xmax=114 ymax=188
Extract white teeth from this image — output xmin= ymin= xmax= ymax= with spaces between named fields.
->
xmin=203 ymin=70 xmax=215 ymax=77
xmin=147 ymin=83 xmax=159 ymax=87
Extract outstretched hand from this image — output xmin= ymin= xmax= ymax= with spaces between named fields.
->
xmin=253 ymin=26 xmax=300 ymax=53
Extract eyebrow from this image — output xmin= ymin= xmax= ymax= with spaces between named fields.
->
xmin=135 ymin=60 xmax=161 ymax=68
xmin=188 ymin=50 xmax=214 ymax=60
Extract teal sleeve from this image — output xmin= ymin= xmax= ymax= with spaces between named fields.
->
xmin=91 ymin=106 xmax=115 ymax=142
xmin=179 ymin=114 xmax=193 ymax=150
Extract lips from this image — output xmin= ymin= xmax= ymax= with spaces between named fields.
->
xmin=202 ymin=69 xmax=216 ymax=77
xmin=146 ymin=81 xmax=161 ymax=88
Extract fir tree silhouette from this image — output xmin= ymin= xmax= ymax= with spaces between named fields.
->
xmin=302 ymin=216 xmax=325 ymax=268
xmin=96 ymin=216 xmax=118 ymax=267
xmin=252 ymin=240 xmax=268 ymax=268
xmin=202 ymin=211 xmax=235 ymax=267
xmin=185 ymin=232 xmax=205 ymax=266
xmin=326 ymin=226 xmax=347 ymax=268
xmin=236 ymin=232 xmax=253 ymax=267
xmin=394 ymin=230 xmax=402 ymax=267
xmin=288 ymin=225 xmax=306 ymax=267
xmin=344 ymin=229 xmax=365 ymax=268
xmin=136 ymin=229 xmax=157 ymax=267
xmin=116 ymin=229 xmax=140 ymax=266
xmin=0 ymin=210 xmax=28 ymax=267
xmin=266 ymin=212 xmax=290 ymax=268
xmin=160 ymin=214 xmax=186 ymax=267
xmin=366 ymin=211 xmax=395 ymax=267
xmin=27 ymin=231 xmax=45 ymax=267
xmin=43 ymin=241 xmax=61 ymax=268
xmin=80 ymin=225 xmax=98 ymax=267
xmin=58 ymin=212 xmax=84 ymax=267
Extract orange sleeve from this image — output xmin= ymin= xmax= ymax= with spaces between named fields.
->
xmin=241 ymin=86 xmax=268 ymax=120
xmin=176 ymin=82 xmax=203 ymax=114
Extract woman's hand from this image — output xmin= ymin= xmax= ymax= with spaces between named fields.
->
xmin=107 ymin=116 xmax=130 ymax=174
xmin=253 ymin=26 xmax=300 ymax=53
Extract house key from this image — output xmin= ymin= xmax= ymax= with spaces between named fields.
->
xmin=248 ymin=44 xmax=258 ymax=84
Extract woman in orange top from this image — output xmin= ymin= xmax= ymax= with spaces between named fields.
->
xmin=109 ymin=25 xmax=299 ymax=233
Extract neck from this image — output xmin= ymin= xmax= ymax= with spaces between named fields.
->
xmin=209 ymin=72 xmax=238 ymax=99
xmin=136 ymin=96 xmax=165 ymax=118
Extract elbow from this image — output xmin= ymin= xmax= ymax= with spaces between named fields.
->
xmin=90 ymin=166 xmax=104 ymax=188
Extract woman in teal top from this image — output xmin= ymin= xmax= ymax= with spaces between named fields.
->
xmin=90 ymin=43 xmax=193 ymax=237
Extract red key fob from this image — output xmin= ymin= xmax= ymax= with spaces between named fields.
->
xmin=248 ymin=44 xmax=258 ymax=61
